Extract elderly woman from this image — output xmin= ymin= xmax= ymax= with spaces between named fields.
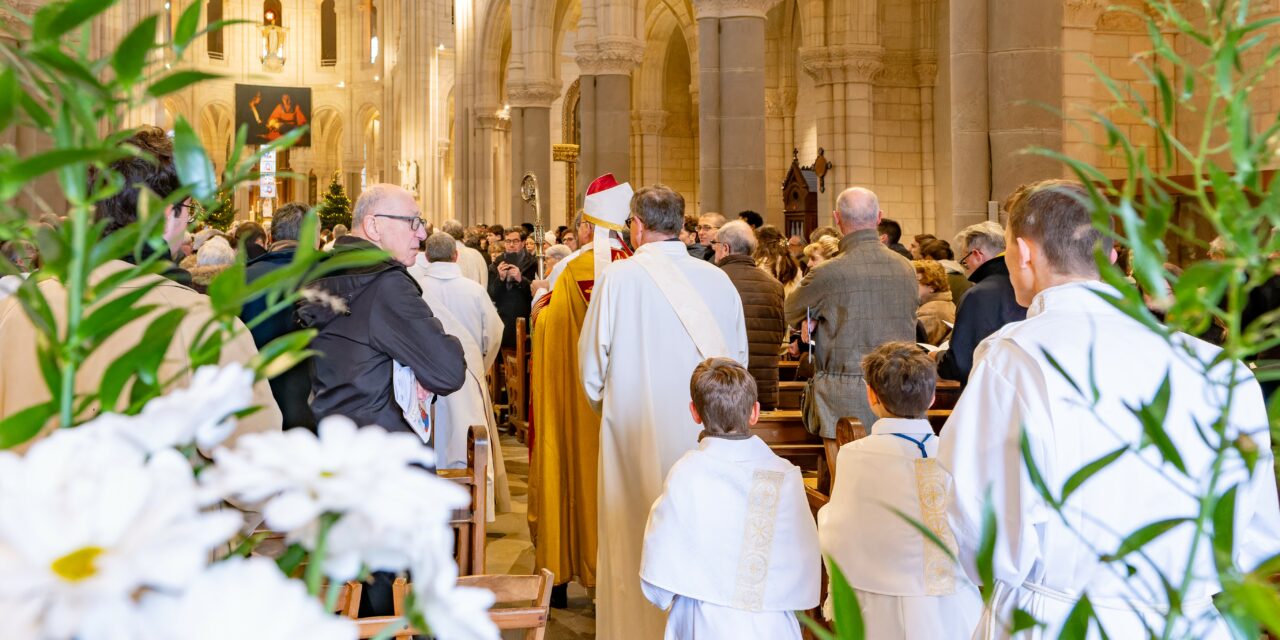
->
xmin=802 ymin=235 xmax=841 ymax=270
xmin=190 ymin=236 xmax=236 ymax=294
xmin=913 ymin=259 xmax=955 ymax=345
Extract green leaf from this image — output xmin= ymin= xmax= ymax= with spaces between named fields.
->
xmin=0 ymin=149 xmax=127 ymax=201
xmin=1127 ymin=370 xmax=1185 ymax=474
xmin=145 ymin=70 xmax=222 ymax=99
xmin=111 ymin=15 xmax=158 ymax=88
xmin=276 ymin=543 xmax=308 ymax=577
xmin=976 ymin=489 xmax=997 ymax=603
xmin=35 ymin=0 xmax=113 ymax=41
xmin=825 ymin=558 xmax=865 ymax=640
xmin=1060 ymin=446 xmax=1128 ymax=505
xmin=1011 ymin=608 xmax=1041 ymax=634
xmin=1057 ymin=595 xmax=1095 ymax=640
xmin=77 ymin=285 xmax=159 ymax=348
xmin=251 ymin=330 xmax=317 ymax=380
xmin=0 ymin=401 xmax=57 ymax=449
xmin=1020 ymin=428 xmax=1058 ymax=508
xmin=0 ymin=66 xmax=17 ymax=131
xmin=171 ymin=1 xmax=203 ymax=56
xmin=1226 ymin=578 xmax=1280 ymax=636
xmin=886 ymin=505 xmax=958 ymax=563
xmin=96 ymin=308 xmax=187 ymax=412
xmin=172 ymin=117 xmax=218 ymax=201
xmin=1213 ymin=485 xmax=1238 ymax=562
xmin=1039 ymin=347 xmax=1084 ymax=399
xmin=1106 ymin=518 xmax=1190 ymax=561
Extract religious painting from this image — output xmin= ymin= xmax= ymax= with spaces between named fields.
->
xmin=234 ymin=84 xmax=312 ymax=147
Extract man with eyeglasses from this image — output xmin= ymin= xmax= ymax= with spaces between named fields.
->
xmin=298 ymin=183 xmax=465 ymax=436
xmin=933 ymin=218 xmax=1027 ymax=385
xmin=488 ymin=226 xmax=539 ymax=348
xmin=691 ymin=212 xmax=725 ymax=262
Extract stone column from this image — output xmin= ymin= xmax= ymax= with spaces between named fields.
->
xmin=1062 ymin=0 xmax=1105 ymax=174
xmin=637 ymin=110 xmax=668 ymax=185
xmin=475 ymin=112 xmax=502 ymax=224
xmin=507 ymin=81 xmax=561 ymax=224
xmin=575 ymin=38 xmax=643 ymax=198
xmin=695 ymin=0 xmax=778 ymax=216
xmin=943 ymin=0 xmax=991 ymax=232
xmin=916 ymin=56 xmax=938 ymax=232
xmin=987 ymin=0 xmax=1064 ymax=203
xmin=800 ymin=45 xmax=883 ymax=215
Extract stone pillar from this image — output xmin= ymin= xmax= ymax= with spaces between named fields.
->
xmin=944 ymin=0 xmax=991 ymax=232
xmin=988 ymin=0 xmax=1064 ymax=203
xmin=638 ymin=110 xmax=668 ymax=185
xmin=800 ymin=45 xmax=883 ymax=215
xmin=696 ymin=0 xmax=777 ymax=216
xmin=575 ymin=38 xmax=643 ymax=199
xmin=475 ymin=112 xmax=502 ymax=224
xmin=916 ymin=56 xmax=939 ymax=232
xmin=507 ymin=81 xmax=560 ymax=224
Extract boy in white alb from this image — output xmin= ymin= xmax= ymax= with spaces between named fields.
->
xmin=641 ymin=358 xmax=821 ymax=639
xmin=818 ymin=342 xmax=981 ymax=638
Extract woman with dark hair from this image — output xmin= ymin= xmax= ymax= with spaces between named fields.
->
xmin=919 ymin=238 xmax=971 ymax=303
xmin=754 ymin=224 xmax=802 ymax=297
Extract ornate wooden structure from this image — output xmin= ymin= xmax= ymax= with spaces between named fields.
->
xmin=782 ymin=148 xmax=819 ymax=240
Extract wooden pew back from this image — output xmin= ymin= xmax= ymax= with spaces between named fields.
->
xmin=438 ymin=423 xmax=490 ymax=576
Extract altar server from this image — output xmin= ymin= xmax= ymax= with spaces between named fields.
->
xmin=939 ymin=180 xmax=1280 ymax=638
xmin=641 ymin=358 xmax=820 ymax=639
xmin=580 ymin=184 xmax=749 ymax=639
xmin=818 ymin=341 xmax=981 ymax=638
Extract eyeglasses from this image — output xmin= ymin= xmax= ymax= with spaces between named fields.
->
xmin=374 ymin=214 xmax=426 ymax=231
xmin=960 ymin=250 xmax=975 ymax=264
xmin=697 ymin=224 xmax=719 ymax=232
xmin=626 ymin=216 xmax=636 ymax=227
xmin=710 ymin=240 xmax=722 ymax=248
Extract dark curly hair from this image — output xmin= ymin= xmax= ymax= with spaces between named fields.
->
xmin=92 ymin=126 xmax=182 ymax=237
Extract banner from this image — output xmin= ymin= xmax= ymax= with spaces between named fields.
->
xmin=235 ymin=84 xmax=312 ymax=147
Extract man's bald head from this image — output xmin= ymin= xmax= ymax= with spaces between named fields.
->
xmin=835 ymin=187 xmax=881 ymax=233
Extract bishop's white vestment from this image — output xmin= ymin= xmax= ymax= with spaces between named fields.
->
xmin=580 ymin=239 xmax=749 ymax=640
xmin=641 ymin=435 xmax=821 ymax=640
xmin=409 ymin=258 xmax=510 ymax=515
xmin=938 ymin=282 xmax=1280 ymax=639
xmin=818 ymin=418 xmax=981 ymax=639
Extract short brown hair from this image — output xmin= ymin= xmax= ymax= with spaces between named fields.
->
xmin=93 ymin=126 xmax=181 ymax=237
xmin=1006 ymin=180 xmax=1112 ymax=277
xmin=690 ymin=357 xmax=757 ymax=435
xmin=918 ymin=238 xmax=953 ymax=261
xmin=912 ymin=260 xmax=948 ymax=293
xmin=861 ymin=342 xmax=936 ymax=419
xmin=631 ymin=185 xmax=685 ymax=236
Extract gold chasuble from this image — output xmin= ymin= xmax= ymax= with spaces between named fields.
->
xmin=529 ymin=245 xmax=627 ymax=588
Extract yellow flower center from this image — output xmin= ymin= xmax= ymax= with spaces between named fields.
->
xmin=50 ymin=546 xmax=105 ymax=582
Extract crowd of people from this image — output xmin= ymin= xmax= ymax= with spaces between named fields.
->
xmin=1 ymin=125 xmax=1279 ymax=639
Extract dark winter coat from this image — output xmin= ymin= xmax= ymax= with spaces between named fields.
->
xmin=297 ymin=236 xmax=466 ymax=433
xmin=242 ymin=243 xmax=315 ymax=430
xmin=718 ymin=253 xmax=787 ymax=409
xmin=936 ymin=256 xmax=1027 ymax=385
xmin=488 ymin=250 xmax=538 ymax=348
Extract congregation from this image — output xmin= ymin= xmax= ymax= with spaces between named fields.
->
xmin=2 ymin=126 xmax=1280 ymax=640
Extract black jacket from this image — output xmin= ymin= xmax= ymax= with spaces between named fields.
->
xmin=936 ymin=257 xmax=1027 ymax=385
xmin=242 ymin=243 xmax=316 ymax=430
xmin=297 ymin=236 xmax=466 ymax=433
xmin=488 ymin=251 xmax=538 ymax=348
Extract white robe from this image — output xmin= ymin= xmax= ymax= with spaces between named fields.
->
xmin=455 ymin=241 xmax=490 ymax=288
xmin=641 ymin=436 xmax=820 ymax=640
xmin=408 ymin=259 xmax=511 ymax=515
xmin=938 ymin=282 xmax=1280 ymax=639
xmin=818 ymin=418 xmax=981 ymax=639
xmin=580 ymin=240 xmax=749 ymax=640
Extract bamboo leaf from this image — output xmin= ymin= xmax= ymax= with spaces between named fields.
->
xmin=1012 ymin=608 xmax=1042 ymax=634
xmin=1060 ymin=446 xmax=1128 ymax=504
xmin=825 ymin=558 xmax=865 ymax=640
xmin=35 ymin=0 xmax=113 ymax=41
xmin=145 ymin=70 xmax=222 ymax=99
xmin=1213 ymin=484 xmax=1238 ymax=563
xmin=976 ymin=490 xmax=997 ymax=603
xmin=250 ymin=330 xmax=318 ymax=380
xmin=886 ymin=505 xmax=958 ymax=563
xmin=96 ymin=308 xmax=187 ymax=412
xmin=1127 ymin=370 xmax=1185 ymax=474
xmin=0 ymin=66 xmax=17 ymax=131
xmin=0 ymin=401 xmax=57 ymax=449
xmin=1105 ymin=517 xmax=1191 ymax=561
xmin=172 ymin=117 xmax=218 ymax=201
xmin=171 ymin=1 xmax=203 ymax=56
xmin=1020 ymin=428 xmax=1058 ymax=508
xmin=110 ymin=15 xmax=158 ymax=88
xmin=1039 ymin=347 xmax=1084 ymax=399
xmin=1057 ymin=595 xmax=1096 ymax=640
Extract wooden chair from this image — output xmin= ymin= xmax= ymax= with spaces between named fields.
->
xmin=354 ymin=571 xmax=554 ymax=640
xmin=438 ymin=424 xmax=489 ymax=576
xmin=329 ymin=581 xmax=364 ymax=618
xmin=501 ymin=317 xmax=530 ymax=443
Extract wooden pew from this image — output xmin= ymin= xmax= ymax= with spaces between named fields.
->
xmin=438 ymin=424 xmax=489 ymax=576
xmin=752 ymin=409 xmax=830 ymax=492
xmin=934 ymin=379 xmax=961 ymax=410
xmin=351 ymin=571 xmax=554 ymax=640
xmin=777 ymin=380 xmax=805 ymax=410
xmin=778 ymin=359 xmax=799 ymax=382
xmin=926 ymin=409 xmax=950 ymax=435
xmin=501 ymin=317 xmax=530 ymax=443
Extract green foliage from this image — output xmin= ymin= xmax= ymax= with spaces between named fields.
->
xmin=317 ymin=173 xmax=352 ymax=230
xmin=193 ymin=187 xmax=236 ymax=231
xmin=0 ymin=1 xmax=382 ymax=447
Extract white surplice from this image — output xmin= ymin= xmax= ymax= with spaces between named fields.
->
xmin=818 ymin=418 xmax=981 ymax=639
xmin=938 ymin=282 xmax=1280 ymax=639
xmin=580 ymin=239 xmax=749 ymax=640
xmin=409 ymin=258 xmax=511 ymax=515
xmin=641 ymin=435 xmax=820 ymax=640
xmin=454 ymin=241 xmax=489 ymax=288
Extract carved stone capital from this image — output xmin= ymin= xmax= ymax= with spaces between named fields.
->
xmin=800 ymin=45 xmax=885 ymax=85
xmin=506 ymin=80 xmax=561 ymax=108
xmin=638 ymin=110 xmax=668 ymax=135
xmin=765 ymin=90 xmax=784 ymax=117
xmin=576 ymin=37 xmax=644 ymax=76
xmin=914 ymin=50 xmax=938 ymax=87
xmin=1064 ymin=0 xmax=1105 ymax=29
xmin=779 ymin=87 xmax=797 ymax=114
xmin=694 ymin=0 xmax=782 ymax=20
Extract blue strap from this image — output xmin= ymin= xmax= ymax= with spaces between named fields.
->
xmin=890 ymin=432 xmax=933 ymax=458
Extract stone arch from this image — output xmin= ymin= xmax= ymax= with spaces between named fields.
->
xmin=478 ymin=0 xmax=512 ymax=107
xmin=357 ymin=104 xmax=383 ymax=185
xmin=197 ymin=101 xmax=233 ymax=175
xmin=311 ymin=106 xmax=345 ymax=176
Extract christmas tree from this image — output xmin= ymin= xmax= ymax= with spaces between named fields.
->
xmin=194 ymin=187 xmax=236 ymax=231
xmin=317 ymin=173 xmax=352 ymax=230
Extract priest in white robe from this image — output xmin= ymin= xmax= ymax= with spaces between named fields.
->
xmin=641 ymin=358 xmax=819 ymax=640
xmin=410 ymin=232 xmax=511 ymax=515
xmin=580 ymin=184 xmax=749 ymax=640
xmin=938 ymin=181 xmax=1280 ymax=639
xmin=818 ymin=342 xmax=981 ymax=639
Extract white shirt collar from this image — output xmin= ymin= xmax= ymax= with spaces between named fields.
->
xmin=869 ymin=417 xmax=934 ymax=436
xmin=697 ymin=434 xmax=775 ymax=461
xmin=1026 ymin=280 xmax=1119 ymax=319
xmin=423 ymin=260 xmax=463 ymax=279
xmin=636 ymin=239 xmax=688 ymax=257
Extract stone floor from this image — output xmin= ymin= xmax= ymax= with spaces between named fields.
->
xmin=485 ymin=435 xmax=596 ymax=640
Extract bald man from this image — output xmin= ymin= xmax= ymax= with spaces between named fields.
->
xmin=783 ymin=187 xmax=919 ymax=439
